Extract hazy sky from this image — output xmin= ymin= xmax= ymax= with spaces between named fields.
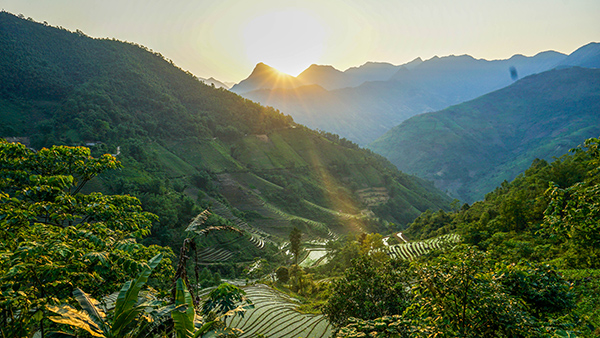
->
xmin=3 ymin=0 xmax=599 ymax=82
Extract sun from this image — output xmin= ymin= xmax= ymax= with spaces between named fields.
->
xmin=242 ymin=9 xmax=329 ymax=76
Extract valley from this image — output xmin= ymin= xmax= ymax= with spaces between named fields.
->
xmin=1 ymin=8 xmax=599 ymax=338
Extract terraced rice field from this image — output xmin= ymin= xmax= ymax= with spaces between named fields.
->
xmin=206 ymin=196 xmax=273 ymax=249
xmin=262 ymin=202 xmax=337 ymax=240
xmin=299 ymin=248 xmax=328 ymax=268
xmin=387 ymin=234 xmax=460 ymax=260
xmin=198 ymin=247 xmax=234 ymax=262
xmin=356 ymin=187 xmax=390 ymax=207
xmin=228 ymin=284 xmax=332 ymax=338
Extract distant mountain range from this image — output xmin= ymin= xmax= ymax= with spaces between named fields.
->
xmin=368 ymin=66 xmax=600 ymax=203
xmin=231 ymin=61 xmax=411 ymax=93
xmin=228 ymin=45 xmax=600 ymax=144
xmin=198 ymin=76 xmax=232 ymax=89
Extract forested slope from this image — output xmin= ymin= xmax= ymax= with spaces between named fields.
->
xmin=369 ymin=67 xmax=600 ymax=202
xmin=0 ymin=12 xmax=451 ymax=251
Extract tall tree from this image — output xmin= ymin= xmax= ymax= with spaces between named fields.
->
xmin=289 ymin=227 xmax=302 ymax=265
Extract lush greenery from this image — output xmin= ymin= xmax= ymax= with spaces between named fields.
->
xmin=325 ymin=245 xmax=578 ymax=337
xmin=3 ymin=10 xmax=600 ymax=338
xmin=369 ymin=67 xmax=600 ymax=202
xmin=0 ymin=140 xmax=261 ymax=337
xmin=0 ymin=141 xmax=174 ymax=337
xmin=0 ymin=12 xmax=452 ymax=262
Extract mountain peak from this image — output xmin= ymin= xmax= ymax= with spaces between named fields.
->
xmin=251 ymin=62 xmax=280 ymax=74
xmin=230 ymin=62 xmax=302 ymax=94
xmin=296 ymin=64 xmax=345 ymax=90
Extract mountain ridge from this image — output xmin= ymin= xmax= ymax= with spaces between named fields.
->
xmin=235 ymin=49 xmax=571 ymax=144
xmin=368 ymin=66 xmax=600 ymax=203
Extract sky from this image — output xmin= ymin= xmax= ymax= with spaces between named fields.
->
xmin=2 ymin=0 xmax=599 ymax=83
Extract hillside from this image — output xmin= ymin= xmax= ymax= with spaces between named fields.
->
xmin=369 ymin=67 xmax=600 ymax=203
xmin=556 ymin=42 xmax=600 ymax=69
xmin=0 ymin=12 xmax=452 ymax=251
xmin=239 ymin=51 xmax=567 ymax=144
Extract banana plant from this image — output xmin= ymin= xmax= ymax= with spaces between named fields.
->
xmin=171 ymin=278 xmax=251 ymax=338
xmin=47 ymin=253 xmax=172 ymax=338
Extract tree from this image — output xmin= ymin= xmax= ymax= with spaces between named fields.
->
xmin=405 ymin=246 xmax=574 ymax=337
xmin=289 ymin=227 xmax=302 ymax=265
xmin=201 ymin=283 xmax=253 ymax=327
xmin=275 ymin=266 xmax=289 ymax=284
xmin=322 ymin=256 xmax=412 ymax=327
xmin=542 ymin=137 xmax=600 ymax=268
xmin=0 ymin=141 xmax=173 ymax=337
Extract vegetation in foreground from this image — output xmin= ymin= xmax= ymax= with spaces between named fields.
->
xmin=2 ymin=135 xmax=600 ymax=338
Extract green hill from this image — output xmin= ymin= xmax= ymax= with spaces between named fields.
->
xmin=0 ymin=12 xmax=451 ymax=251
xmin=369 ymin=67 xmax=600 ymax=203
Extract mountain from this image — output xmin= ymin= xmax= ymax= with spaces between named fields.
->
xmin=556 ymin=42 xmax=600 ymax=69
xmin=389 ymin=51 xmax=566 ymax=102
xmin=199 ymin=76 xmax=230 ymax=89
xmin=0 ymin=12 xmax=452 ymax=248
xmin=344 ymin=61 xmax=407 ymax=82
xmin=231 ymin=61 xmax=406 ymax=94
xmin=239 ymin=51 xmax=568 ymax=144
xmin=336 ymin=61 xmax=408 ymax=87
xmin=296 ymin=64 xmax=347 ymax=90
xmin=229 ymin=62 xmax=305 ymax=93
xmin=368 ymin=67 xmax=600 ymax=203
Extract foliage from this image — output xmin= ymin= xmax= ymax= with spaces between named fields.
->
xmin=322 ymin=256 xmax=412 ymax=327
xmin=289 ymin=227 xmax=302 ymax=265
xmin=47 ymin=253 xmax=171 ymax=338
xmin=0 ymin=141 xmax=173 ymax=337
xmin=407 ymin=247 xmax=543 ymax=337
xmin=275 ymin=266 xmax=289 ymax=284
xmin=319 ymin=233 xmax=389 ymax=276
xmin=541 ymin=138 xmax=600 ymax=268
xmin=335 ymin=316 xmax=413 ymax=338
xmin=495 ymin=261 xmax=574 ymax=317
xmin=201 ymin=283 xmax=253 ymax=320
xmin=330 ymin=246 xmax=576 ymax=337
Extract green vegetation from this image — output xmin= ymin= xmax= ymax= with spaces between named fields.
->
xmin=0 ymin=12 xmax=452 ymax=265
xmin=4 ymin=11 xmax=600 ymax=338
xmin=47 ymin=254 xmax=168 ymax=338
xmin=0 ymin=140 xmax=174 ymax=337
xmin=289 ymin=227 xmax=302 ymax=264
xmin=369 ymin=67 xmax=600 ymax=203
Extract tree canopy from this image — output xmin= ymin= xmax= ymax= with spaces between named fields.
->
xmin=0 ymin=140 xmax=173 ymax=337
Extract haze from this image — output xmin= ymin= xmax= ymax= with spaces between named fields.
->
xmin=3 ymin=0 xmax=599 ymax=82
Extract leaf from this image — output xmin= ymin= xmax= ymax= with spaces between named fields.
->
xmin=172 ymin=278 xmax=195 ymax=338
xmin=185 ymin=210 xmax=211 ymax=232
xmin=47 ymin=304 xmax=105 ymax=338
xmin=193 ymin=321 xmax=218 ymax=338
xmin=73 ymin=288 xmax=107 ymax=331
xmin=112 ymin=253 xmax=162 ymax=335
xmin=47 ymin=332 xmax=77 ymax=338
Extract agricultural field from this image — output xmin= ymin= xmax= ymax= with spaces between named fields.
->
xmin=227 ymin=284 xmax=333 ymax=338
xmin=299 ymin=247 xmax=329 ymax=268
xmin=387 ymin=234 xmax=460 ymax=260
